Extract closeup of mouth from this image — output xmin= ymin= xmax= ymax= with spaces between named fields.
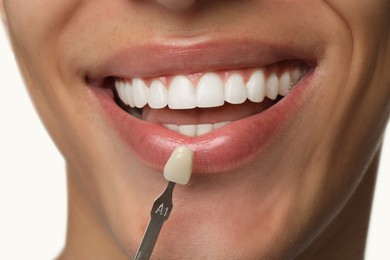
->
xmin=87 ymin=38 xmax=317 ymax=173
xmin=112 ymin=61 xmax=308 ymax=137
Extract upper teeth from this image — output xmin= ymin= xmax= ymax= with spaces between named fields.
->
xmin=114 ymin=67 xmax=305 ymax=110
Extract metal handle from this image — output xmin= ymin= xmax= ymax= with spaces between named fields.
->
xmin=134 ymin=182 xmax=176 ymax=260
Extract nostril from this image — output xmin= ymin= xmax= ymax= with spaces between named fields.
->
xmin=155 ymin=0 xmax=197 ymax=12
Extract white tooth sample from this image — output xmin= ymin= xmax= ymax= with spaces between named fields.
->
xmin=196 ymin=73 xmax=224 ymax=108
xmin=278 ymin=72 xmax=291 ymax=96
xmin=168 ymin=76 xmax=196 ymax=109
xmin=124 ymin=81 xmax=135 ymax=107
xmin=266 ymin=72 xmax=279 ymax=100
xmin=246 ymin=70 xmax=266 ymax=102
xmin=214 ymin=121 xmax=231 ymax=129
xmin=291 ymin=68 xmax=302 ymax=85
xmin=163 ymin=145 xmax=194 ymax=185
xmin=225 ymin=73 xmax=247 ymax=104
xmin=178 ymin=125 xmax=197 ymax=137
xmin=164 ymin=124 xmax=179 ymax=132
xmin=115 ymin=80 xmax=128 ymax=105
xmin=149 ymin=79 xmax=168 ymax=109
xmin=196 ymin=124 xmax=213 ymax=136
xmin=132 ymin=78 xmax=149 ymax=108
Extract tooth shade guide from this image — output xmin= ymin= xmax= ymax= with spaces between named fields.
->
xmin=163 ymin=146 xmax=194 ymax=185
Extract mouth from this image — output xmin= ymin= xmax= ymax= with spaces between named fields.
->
xmin=86 ymin=38 xmax=317 ymax=174
xmin=112 ymin=61 xmax=308 ymax=137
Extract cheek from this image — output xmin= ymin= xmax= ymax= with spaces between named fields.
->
xmin=5 ymin=1 xmax=81 ymax=61
xmin=326 ymin=0 xmax=390 ymax=39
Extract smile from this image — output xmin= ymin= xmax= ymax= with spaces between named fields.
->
xmin=87 ymin=37 xmax=318 ymax=173
xmin=114 ymin=62 xmax=308 ymax=137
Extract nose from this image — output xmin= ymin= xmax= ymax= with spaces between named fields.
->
xmin=154 ymin=0 xmax=197 ymax=12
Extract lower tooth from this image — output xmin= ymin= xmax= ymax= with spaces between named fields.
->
xmin=178 ymin=125 xmax=197 ymax=137
xmin=163 ymin=121 xmax=231 ymax=137
xmin=214 ymin=121 xmax=230 ymax=129
xmin=164 ymin=124 xmax=179 ymax=131
xmin=197 ymin=124 xmax=213 ymax=136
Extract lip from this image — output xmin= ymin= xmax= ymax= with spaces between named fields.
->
xmin=86 ymin=36 xmax=318 ymax=174
xmin=87 ymin=35 xmax=317 ymax=81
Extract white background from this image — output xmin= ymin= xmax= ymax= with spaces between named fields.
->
xmin=0 ymin=25 xmax=389 ymax=259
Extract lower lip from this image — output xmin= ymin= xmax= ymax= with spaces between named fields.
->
xmin=90 ymin=71 xmax=315 ymax=175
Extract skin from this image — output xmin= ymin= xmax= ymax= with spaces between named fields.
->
xmin=1 ymin=0 xmax=389 ymax=259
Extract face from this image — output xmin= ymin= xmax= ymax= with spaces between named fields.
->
xmin=2 ymin=0 xmax=389 ymax=258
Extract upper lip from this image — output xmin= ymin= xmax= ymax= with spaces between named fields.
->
xmin=86 ymin=34 xmax=317 ymax=83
